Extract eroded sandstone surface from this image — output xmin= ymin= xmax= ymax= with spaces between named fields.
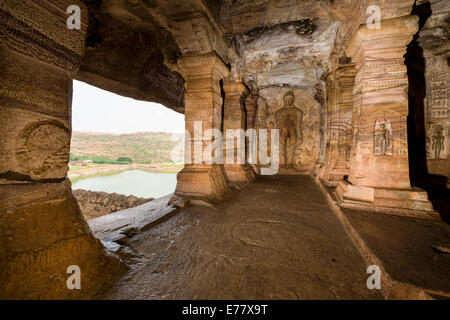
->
xmin=0 ymin=0 xmax=449 ymax=299
xmin=102 ymin=176 xmax=382 ymax=300
xmin=73 ymin=189 xmax=153 ymax=220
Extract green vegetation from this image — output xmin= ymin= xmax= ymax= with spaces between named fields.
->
xmin=69 ymin=164 xmax=107 ymax=171
xmin=71 ymin=132 xmax=184 ymax=165
xmin=116 ymin=157 xmax=132 ymax=164
xmin=70 ymin=155 xmax=129 ymax=164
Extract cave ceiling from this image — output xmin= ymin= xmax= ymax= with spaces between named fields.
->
xmin=77 ymin=0 xmax=415 ymax=113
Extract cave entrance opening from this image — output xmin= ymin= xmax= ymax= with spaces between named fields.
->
xmin=69 ymin=80 xmax=185 ymax=221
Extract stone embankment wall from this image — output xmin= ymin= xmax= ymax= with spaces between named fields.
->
xmin=73 ymin=189 xmax=153 ymax=220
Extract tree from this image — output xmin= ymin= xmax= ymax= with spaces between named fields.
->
xmin=116 ymin=157 xmax=132 ymax=164
xmin=69 ymin=153 xmax=79 ymax=162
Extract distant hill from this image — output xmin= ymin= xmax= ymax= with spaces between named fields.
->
xmin=71 ymin=131 xmax=184 ymax=164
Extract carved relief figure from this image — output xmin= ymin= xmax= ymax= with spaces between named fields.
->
xmin=275 ymin=91 xmax=303 ymax=168
xmin=16 ymin=120 xmax=70 ymax=179
xmin=431 ymin=124 xmax=445 ymax=159
xmin=374 ymin=118 xmax=392 ymax=156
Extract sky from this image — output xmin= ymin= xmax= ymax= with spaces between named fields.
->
xmin=71 ymin=80 xmax=185 ymax=134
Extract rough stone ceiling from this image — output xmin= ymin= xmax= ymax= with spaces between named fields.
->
xmin=76 ymin=0 xmax=417 ymax=112
xmin=78 ymin=0 xmax=186 ymax=112
xmin=219 ymin=0 xmax=366 ymax=90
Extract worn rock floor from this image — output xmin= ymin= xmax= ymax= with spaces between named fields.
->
xmin=101 ymin=175 xmax=382 ymax=299
xmin=343 ymin=208 xmax=450 ymax=295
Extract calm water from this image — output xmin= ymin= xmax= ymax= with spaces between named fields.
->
xmin=71 ymin=169 xmax=178 ymax=199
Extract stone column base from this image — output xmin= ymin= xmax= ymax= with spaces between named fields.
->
xmin=334 ymin=180 xmax=439 ymax=219
xmin=224 ymin=164 xmax=255 ymax=185
xmin=175 ymin=164 xmax=232 ymax=201
xmin=321 ymin=171 xmax=347 ymax=187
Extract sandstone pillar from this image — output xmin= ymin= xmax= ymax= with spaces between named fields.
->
xmin=246 ymin=94 xmax=258 ymax=130
xmin=245 ymin=94 xmax=259 ymax=175
xmin=335 ymin=16 xmax=437 ymax=218
xmin=335 ymin=65 xmax=357 ymax=180
xmin=418 ymin=1 xmax=450 ymax=185
xmin=322 ymin=75 xmax=339 ymax=184
xmin=0 ymin=0 xmax=123 ymax=299
xmin=322 ymin=65 xmax=357 ymax=186
xmin=222 ymin=81 xmax=255 ymax=184
xmin=174 ymin=53 xmax=232 ymax=201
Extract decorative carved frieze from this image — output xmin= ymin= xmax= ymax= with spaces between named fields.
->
xmin=0 ymin=0 xmax=88 ymax=75
xmin=334 ymin=15 xmax=437 ymax=217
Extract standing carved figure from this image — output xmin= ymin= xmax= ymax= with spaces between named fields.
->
xmin=374 ymin=119 xmax=392 ymax=156
xmin=275 ymin=91 xmax=303 ymax=168
xmin=431 ymin=125 xmax=444 ymax=159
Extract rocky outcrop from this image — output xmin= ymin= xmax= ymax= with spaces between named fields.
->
xmin=73 ymin=189 xmax=153 ymax=220
xmin=0 ymin=0 xmax=125 ymax=299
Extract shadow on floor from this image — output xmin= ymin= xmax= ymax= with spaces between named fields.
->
xmin=416 ymin=175 xmax=450 ymax=224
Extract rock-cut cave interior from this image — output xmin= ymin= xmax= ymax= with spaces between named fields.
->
xmin=0 ymin=0 xmax=449 ymax=300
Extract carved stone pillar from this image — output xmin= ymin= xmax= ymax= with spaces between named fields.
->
xmin=335 ymin=16 xmax=437 ymax=218
xmin=245 ymin=94 xmax=259 ymax=174
xmin=321 ymin=75 xmax=339 ymax=184
xmin=175 ymin=52 xmax=232 ymax=201
xmin=322 ymin=65 xmax=356 ymax=186
xmin=246 ymin=94 xmax=258 ymax=130
xmin=418 ymin=1 xmax=450 ymax=184
xmin=334 ymin=65 xmax=357 ymax=180
xmin=0 ymin=0 xmax=123 ymax=299
xmin=222 ymin=81 xmax=255 ymax=184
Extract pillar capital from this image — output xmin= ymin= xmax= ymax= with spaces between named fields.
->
xmin=335 ymin=64 xmax=357 ymax=88
xmin=177 ymin=52 xmax=230 ymax=82
xmin=223 ymin=81 xmax=249 ymax=98
xmin=245 ymin=93 xmax=258 ymax=109
xmin=346 ymin=16 xmax=419 ymax=66
xmin=418 ymin=2 xmax=450 ymax=56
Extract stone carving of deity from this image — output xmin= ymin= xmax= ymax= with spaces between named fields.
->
xmin=431 ymin=125 xmax=445 ymax=159
xmin=374 ymin=118 xmax=392 ymax=156
xmin=275 ymin=91 xmax=303 ymax=168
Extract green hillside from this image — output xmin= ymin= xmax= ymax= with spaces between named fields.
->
xmin=70 ymin=131 xmax=184 ymax=164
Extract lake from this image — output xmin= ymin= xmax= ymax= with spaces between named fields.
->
xmin=71 ymin=169 xmax=178 ymax=199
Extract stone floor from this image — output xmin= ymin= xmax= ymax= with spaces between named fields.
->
xmin=343 ymin=209 xmax=450 ymax=296
xmin=100 ymin=175 xmax=382 ymax=299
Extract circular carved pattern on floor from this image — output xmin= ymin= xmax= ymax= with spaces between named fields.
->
xmin=231 ymin=219 xmax=284 ymax=249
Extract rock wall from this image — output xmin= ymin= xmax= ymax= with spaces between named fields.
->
xmin=0 ymin=0 xmax=124 ymax=299
xmin=73 ymin=189 xmax=153 ymax=220
xmin=256 ymin=87 xmax=321 ymax=173
xmin=418 ymin=0 xmax=450 ymax=184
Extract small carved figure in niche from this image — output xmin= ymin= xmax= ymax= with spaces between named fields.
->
xmin=431 ymin=125 xmax=445 ymax=159
xmin=275 ymin=91 xmax=303 ymax=168
xmin=374 ymin=118 xmax=392 ymax=156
